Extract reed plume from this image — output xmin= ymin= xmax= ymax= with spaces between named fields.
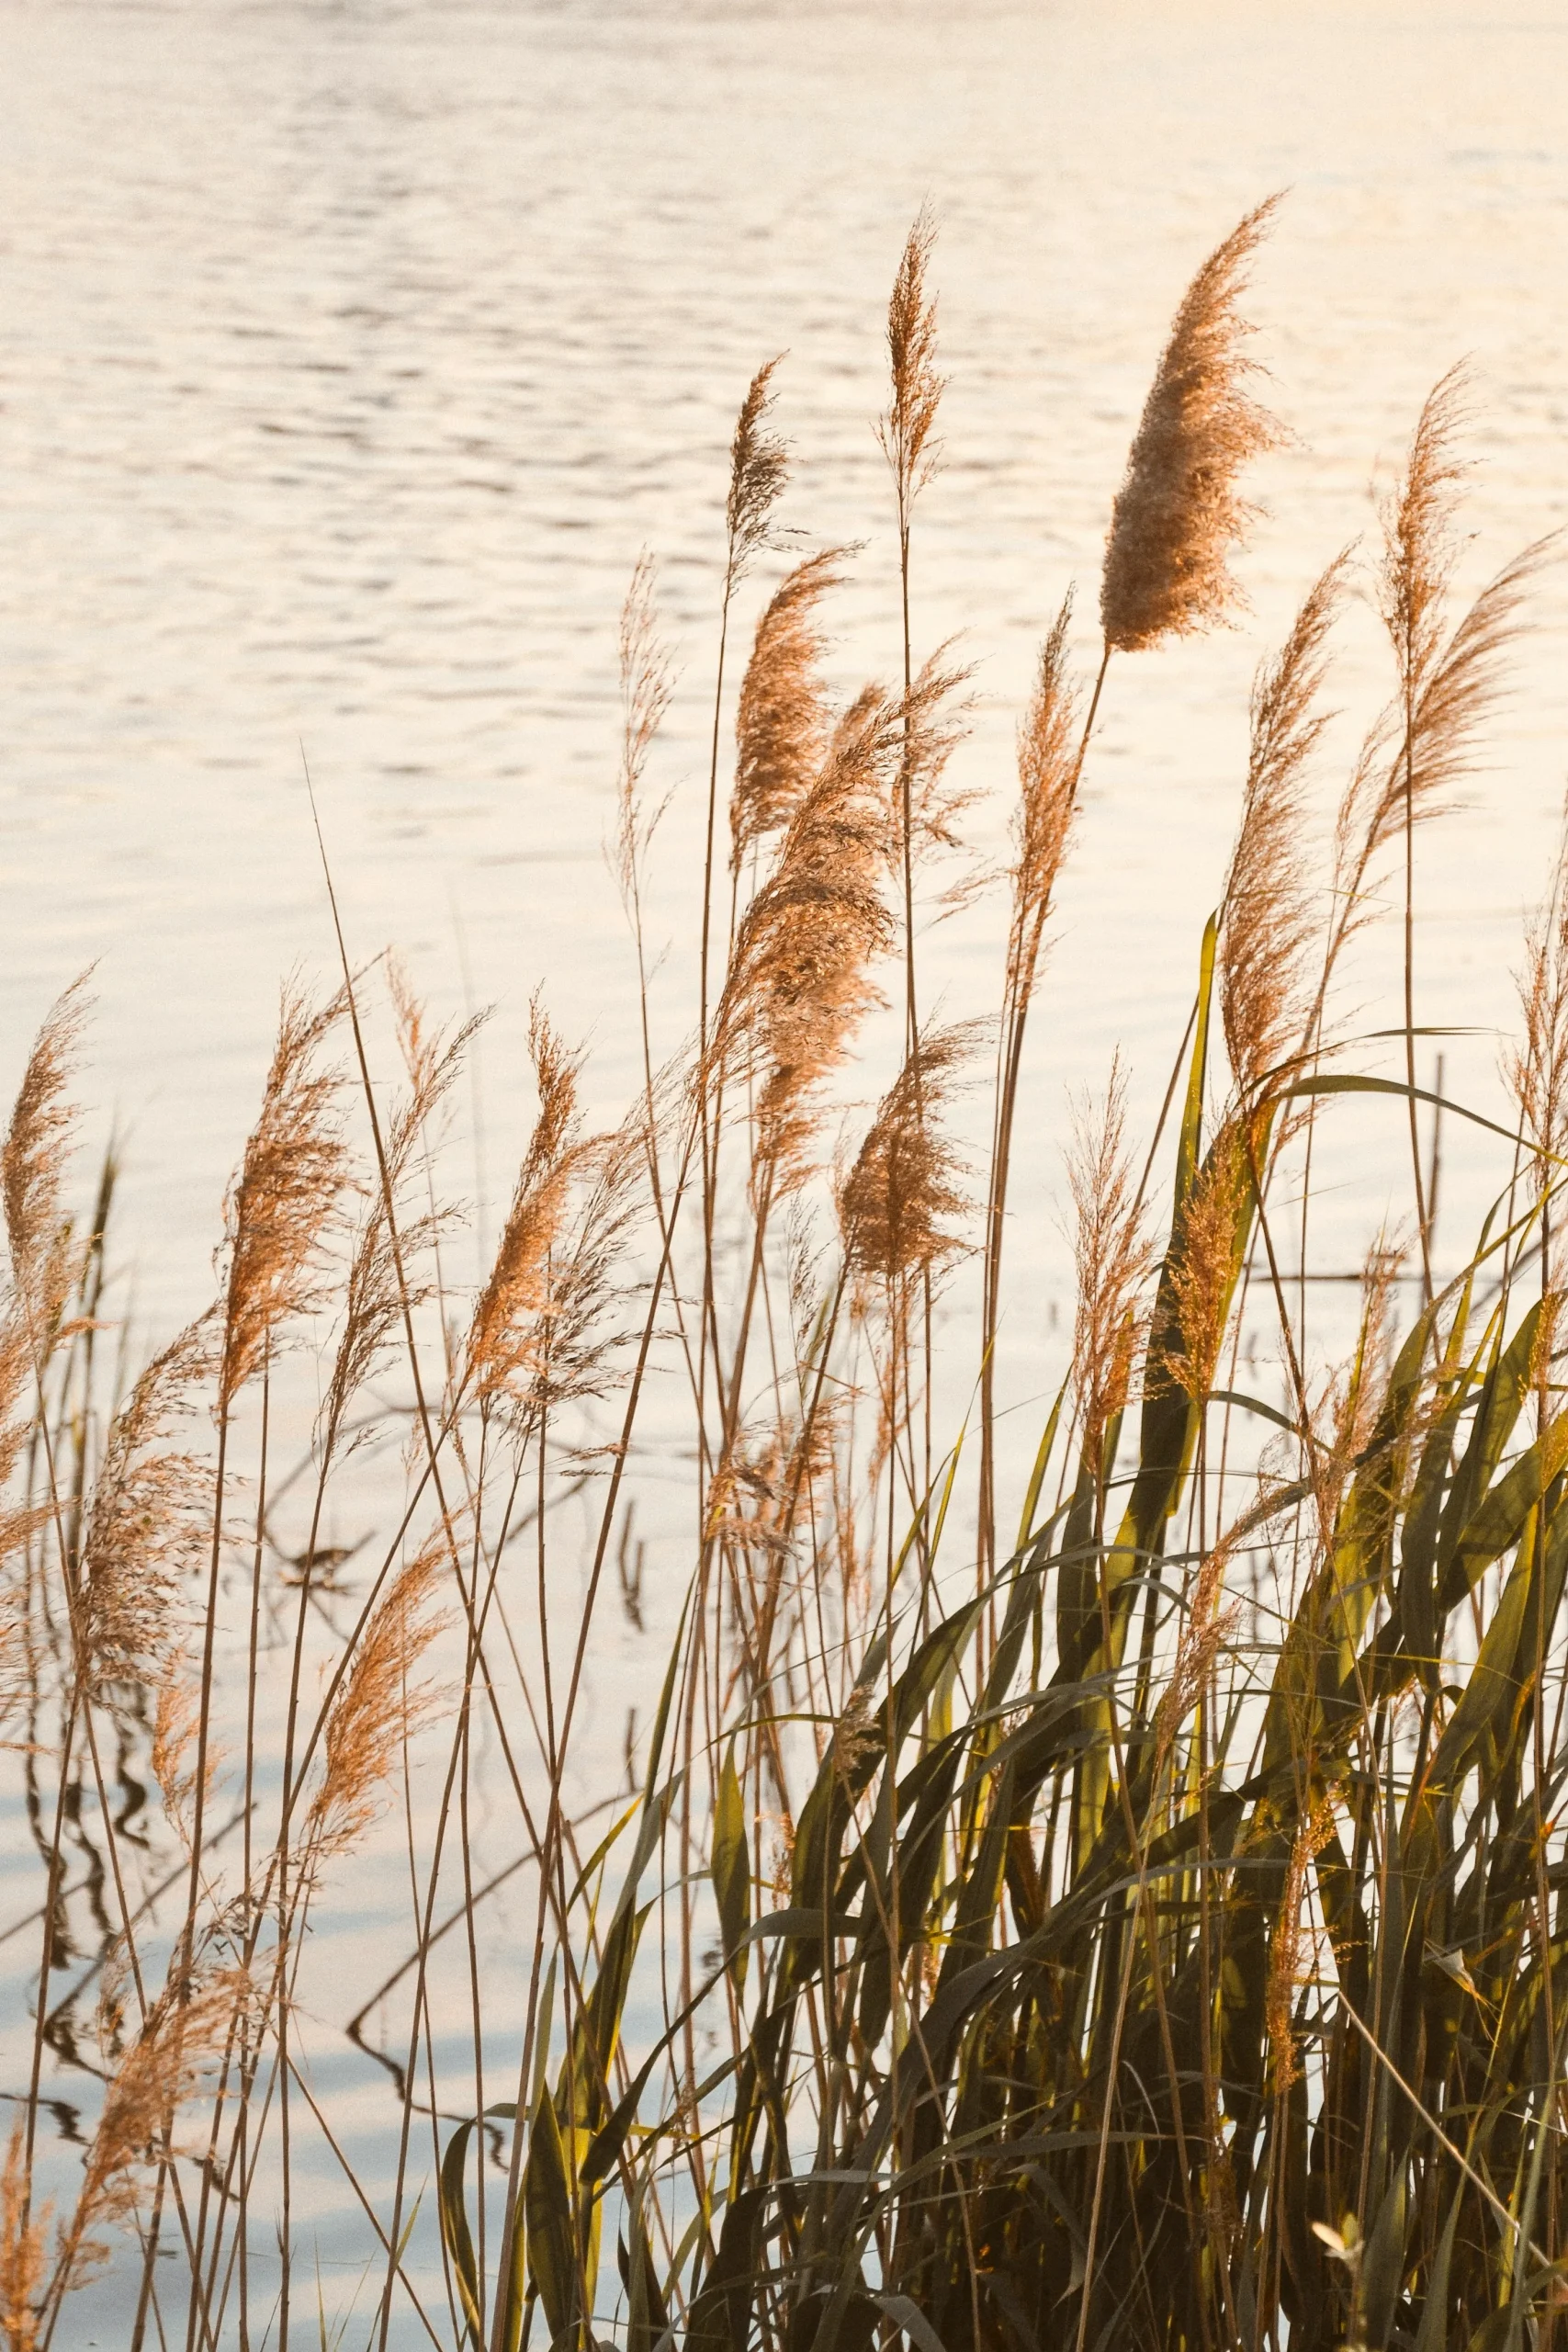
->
xmin=725 ymin=357 xmax=790 ymax=596
xmin=1163 ymin=1123 xmax=1253 ymax=1403
xmin=1008 ymin=596 xmax=1081 ymax=987
xmin=1375 ymin=366 xmax=1551 ymax=820
xmin=730 ymin=549 xmax=846 ymax=868
xmin=0 ymin=2126 xmax=46 ymax=2352
xmin=319 ymin=967 xmax=475 ymax=1453
xmin=1100 ymin=196 xmax=1283 ymax=652
xmin=1219 ymin=555 xmax=1344 ymax=1101
xmin=78 ymin=1318 xmax=215 ymax=1697
xmin=1265 ymin=1793 xmax=1337 ymax=2094
xmin=305 ymin=1533 xmax=446 ymax=1860
xmin=615 ymin=553 xmax=674 ymax=914
xmin=217 ymin=985 xmax=347 ymax=1410
xmin=877 ymin=206 xmax=944 ymax=534
xmin=1511 ymin=816 xmax=1568 ymax=1194
xmin=840 ymin=1023 xmax=974 ymax=1289
xmin=2 ymin=978 xmax=91 ymax=1350
xmin=717 ymin=684 xmax=900 ymax=1184
xmin=46 ymin=1965 xmax=251 ymax=2305
xmin=466 ymin=1001 xmax=582 ymax=1404
xmin=1066 ymin=1057 xmax=1153 ymax=1469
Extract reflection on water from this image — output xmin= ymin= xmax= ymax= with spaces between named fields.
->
xmin=1 ymin=0 xmax=1566 ymax=2335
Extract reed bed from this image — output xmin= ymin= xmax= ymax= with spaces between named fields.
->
xmin=3 ymin=197 xmax=1566 ymax=2352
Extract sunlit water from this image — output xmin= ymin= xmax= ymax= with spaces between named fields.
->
xmin=2 ymin=0 xmax=1567 ymax=2335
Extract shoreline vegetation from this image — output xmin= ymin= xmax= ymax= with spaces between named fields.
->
xmin=4 ymin=193 xmax=1566 ymax=2351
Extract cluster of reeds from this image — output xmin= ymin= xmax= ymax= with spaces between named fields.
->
xmin=3 ymin=196 xmax=1566 ymax=2352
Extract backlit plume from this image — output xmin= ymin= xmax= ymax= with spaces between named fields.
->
xmin=1100 ymin=195 xmax=1284 ymax=652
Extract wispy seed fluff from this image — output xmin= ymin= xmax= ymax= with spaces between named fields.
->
xmin=1100 ymin=195 xmax=1284 ymax=653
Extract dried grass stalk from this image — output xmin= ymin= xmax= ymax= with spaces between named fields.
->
xmin=1100 ymin=196 xmax=1284 ymax=652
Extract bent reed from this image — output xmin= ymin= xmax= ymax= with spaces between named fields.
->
xmin=3 ymin=198 xmax=1565 ymax=2352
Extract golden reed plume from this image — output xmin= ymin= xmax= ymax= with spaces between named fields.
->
xmin=725 ymin=356 xmax=790 ymax=594
xmin=2 ymin=977 xmax=92 ymax=1348
xmin=218 ymin=984 xmax=347 ymax=1410
xmin=1219 ymin=555 xmax=1345 ymax=1101
xmin=1100 ymin=196 xmax=1284 ymax=653
xmin=878 ymin=205 xmax=944 ymax=528
xmin=466 ymin=1000 xmax=582 ymax=1403
xmin=718 ymin=684 xmax=901 ymax=1184
xmin=1066 ymin=1057 xmax=1153 ymax=1465
xmin=731 ymin=548 xmax=847 ymax=868
xmin=840 ymin=1023 xmax=974 ymax=1289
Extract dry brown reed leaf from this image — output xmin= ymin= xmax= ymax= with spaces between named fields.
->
xmin=79 ymin=1317 xmax=216 ymax=1697
xmin=2 ymin=977 xmax=92 ymax=1351
xmin=840 ymin=1023 xmax=975 ymax=1288
xmin=218 ymin=985 xmax=348 ymax=1410
xmin=0 ymin=2124 xmax=46 ymax=2352
xmin=726 ymin=357 xmax=790 ymax=592
xmin=730 ymin=549 xmax=847 ymax=869
xmin=305 ymin=1532 xmax=446 ymax=1859
xmin=1067 ymin=1057 xmax=1155 ymax=1465
xmin=1266 ymin=1792 xmax=1337 ymax=2093
xmin=1219 ymin=557 xmax=1345 ymax=1101
xmin=1008 ymin=594 xmax=1081 ymax=985
xmin=877 ymin=205 xmax=944 ymax=521
xmin=465 ymin=1001 xmax=584 ymax=1405
xmin=716 ymin=684 xmax=901 ymax=1184
xmin=1163 ymin=1122 xmax=1256 ymax=1405
xmin=1100 ymin=196 xmax=1284 ymax=653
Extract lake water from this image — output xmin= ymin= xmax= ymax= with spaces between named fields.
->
xmin=2 ymin=0 xmax=1566 ymax=2337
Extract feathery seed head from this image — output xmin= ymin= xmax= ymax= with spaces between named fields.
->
xmin=3 ymin=977 xmax=92 ymax=1351
xmin=717 ymin=684 xmax=900 ymax=1184
xmin=1009 ymin=594 xmax=1081 ymax=988
xmin=730 ymin=548 xmax=848 ymax=869
xmin=1100 ymin=196 xmax=1284 ymax=652
xmin=1067 ymin=1058 xmax=1155 ymax=1466
xmin=1220 ymin=556 xmax=1344 ymax=1100
xmin=466 ymin=1001 xmax=584 ymax=1404
xmin=726 ymin=357 xmax=790 ymax=592
xmin=839 ymin=1023 xmax=975 ymax=1290
xmin=878 ymin=206 xmax=944 ymax=521
xmin=306 ymin=1532 xmax=446 ymax=1860
xmin=218 ymin=985 xmax=348 ymax=1410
